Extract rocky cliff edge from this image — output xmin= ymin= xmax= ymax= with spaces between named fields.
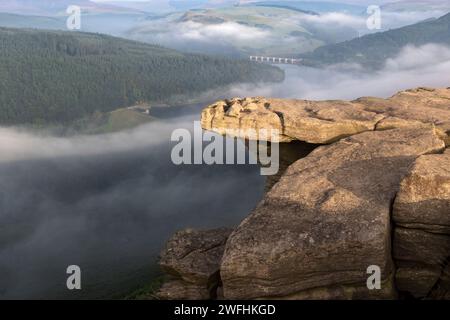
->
xmin=158 ymin=87 xmax=450 ymax=300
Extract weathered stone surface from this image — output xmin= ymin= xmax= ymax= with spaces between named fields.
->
xmin=157 ymin=279 xmax=211 ymax=300
xmin=395 ymin=267 xmax=441 ymax=298
xmin=202 ymin=97 xmax=384 ymax=144
xmin=263 ymin=141 xmax=317 ymax=192
xmin=201 ymin=97 xmax=293 ymax=143
xmin=220 ymin=128 xmax=444 ymax=299
xmin=393 ymin=149 xmax=450 ymax=233
xmin=154 ymin=87 xmax=450 ymax=300
xmin=357 ymin=87 xmax=450 ymax=145
xmin=158 ymin=228 xmax=232 ymax=300
xmin=392 ymin=149 xmax=450 ymax=299
xmin=201 ymin=87 xmax=450 ymax=145
xmin=160 ymin=228 xmax=232 ymax=285
xmin=393 ymin=226 xmax=449 ymax=298
xmin=259 ymin=276 xmax=396 ymax=300
xmin=393 ymin=228 xmax=450 ymax=267
xmin=429 ymin=264 xmax=450 ymax=299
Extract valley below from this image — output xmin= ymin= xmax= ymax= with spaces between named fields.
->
xmin=0 ymin=104 xmax=266 ymax=299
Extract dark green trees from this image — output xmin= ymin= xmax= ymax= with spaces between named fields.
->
xmin=0 ymin=28 xmax=283 ymax=125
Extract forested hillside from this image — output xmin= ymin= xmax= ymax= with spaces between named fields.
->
xmin=0 ymin=28 xmax=283 ymax=125
xmin=301 ymin=12 xmax=450 ymax=69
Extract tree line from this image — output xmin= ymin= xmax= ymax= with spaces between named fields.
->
xmin=0 ymin=28 xmax=284 ymax=125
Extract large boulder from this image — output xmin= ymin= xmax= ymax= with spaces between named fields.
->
xmin=392 ymin=149 xmax=450 ymax=298
xmin=201 ymin=97 xmax=384 ymax=144
xmin=201 ymin=87 xmax=450 ymax=146
xmin=393 ymin=227 xmax=450 ymax=266
xmin=395 ymin=267 xmax=441 ymax=298
xmin=393 ymin=149 xmax=450 ymax=233
xmin=157 ymin=228 xmax=232 ymax=300
xmin=157 ymin=280 xmax=212 ymax=300
xmin=220 ymin=128 xmax=444 ymax=299
xmin=155 ymin=87 xmax=450 ymax=300
xmin=429 ymin=264 xmax=450 ymax=300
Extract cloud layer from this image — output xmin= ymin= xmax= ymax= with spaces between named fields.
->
xmin=0 ymin=115 xmax=265 ymax=299
xmin=127 ymin=6 xmax=450 ymax=56
xmin=227 ymin=44 xmax=450 ymax=100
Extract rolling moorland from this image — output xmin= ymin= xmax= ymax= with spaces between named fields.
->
xmin=127 ymin=5 xmax=359 ymax=57
xmin=301 ymin=12 xmax=450 ymax=69
xmin=1 ymin=1 xmax=449 ymax=58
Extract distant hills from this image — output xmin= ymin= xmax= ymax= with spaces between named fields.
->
xmin=129 ymin=5 xmax=359 ymax=57
xmin=0 ymin=28 xmax=283 ymax=125
xmin=246 ymin=1 xmax=365 ymax=15
xmin=0 ymin=0 xmax=238 ymax=15
xmin=301 ymin=12 xmax=450 ymax=69
xmin=0 ymin=0 xmax=143 ymax=16
xmin=2 ymin=1 xmax=449 ymax=58
xmin=382 ymin=0 xmax=450 ymax=13
xmin=0 ymin=12 xmax=64 ymax=29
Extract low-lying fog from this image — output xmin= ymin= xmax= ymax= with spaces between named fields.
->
xmin=0 ymin=113 xmax=266 ymax=299
xmin=1 ymin=43 xmax=449 ymax=299
xmin=126 ymin=7 xmax=449 ymax=56
xmin=228 ymin=44 xmax=450 ymax=100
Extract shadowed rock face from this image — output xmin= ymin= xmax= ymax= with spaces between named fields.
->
xmin=157 ymin=228 xmax=232 ymax=300
xmin=393 ymin=150 xmax=450 ymax=233
xmin=201 ymin=87 xmax=450 ymax=145
xmin=260 ymin=141 xmax=318 ymax=193
xmin=429 ymin=264 xmax=450 ymax=300
xmin=393 ymin=149 xmax=450 ymax=298
xmin=159 ymin=87 xmax=450 ymax=300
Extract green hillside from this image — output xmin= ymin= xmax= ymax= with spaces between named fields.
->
xmin=301 ymin=12 xmax=450 ymax=69
xmin=0 ymin=27 xmax=283 ymax=125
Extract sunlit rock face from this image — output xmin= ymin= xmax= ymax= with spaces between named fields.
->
xmin=201 ymin=97 xmax=384 ymax=144
xmin=201 ymin=87 xmax=450 ymax=145
xmin=159 ymin=87 xmax=450 ymax=300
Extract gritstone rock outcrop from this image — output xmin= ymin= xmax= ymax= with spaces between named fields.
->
xmin=159 ymin=87 xmax=450 ymax=300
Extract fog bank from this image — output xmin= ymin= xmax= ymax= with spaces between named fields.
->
xmin=0 ymin=114 xmax=265 ymax=299
xmin=227 ymin=44 xmax=450 ymax=100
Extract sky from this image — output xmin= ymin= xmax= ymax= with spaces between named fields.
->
xmin=90 ymin=0 xmax=392 ymax=5
xmin=89 ymin=0 xmax=440 ymax=4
